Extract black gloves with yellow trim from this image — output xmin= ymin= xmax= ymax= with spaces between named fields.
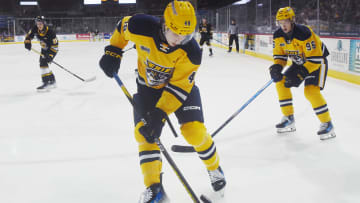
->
xmin=269 ymin=64 xmax=283 ymax=82
xmin=284 ymin=64 xmax=309 ymax=88
xmin=139 ymin=108 xmax=167 ymax=143
xmin=99 ymin=45 xmax=123 ymax=78
xmin=43 ymin=51 xmax=56 ymax=63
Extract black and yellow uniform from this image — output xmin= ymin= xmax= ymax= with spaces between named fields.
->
xmin=25 ymin=24 xmax=58 ymax=86
xmin=272 ymin=23 xmax=331 ymax=123
xmin=199 ymin=21 xmax=213 ymax=55
xmin=111 ymin=14 xmax=220 ymax=187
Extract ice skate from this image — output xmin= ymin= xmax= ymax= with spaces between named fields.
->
xmin=318 ymin=121 xmax=336 ymax=140
xmin=276 ymin=115 xmax=296 ymax=133
xmin=208 ymin=166 xmax=226 ymax=197
xmin=37 ymin=81 xmax=56 ymax=92
xmin=138 ymin=183 xmax=169 ymax=203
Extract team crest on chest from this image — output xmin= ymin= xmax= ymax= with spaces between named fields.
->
xmin=145 ymin=59 xmax=174 ymax=86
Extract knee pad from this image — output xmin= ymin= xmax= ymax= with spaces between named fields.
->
xmin=304 ymin=85 xmax=321 ymax=101
xmin=181 ymin=121 xmax=209 ymax=147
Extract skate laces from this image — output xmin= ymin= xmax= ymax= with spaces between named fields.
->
xmin=281 ymin=116 xmax=289 ymax=123
xmin=141 ymin=187 xmax=153 ymax=202
xmin=319 ymin=122 xmax=330 ymax=131
xmin=208 ymin=168 xmax=224 ymax=183
xmin=280 ymin=115 xmax=294 ymax=124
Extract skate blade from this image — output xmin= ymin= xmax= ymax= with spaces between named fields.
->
xmin=37 ymin=88 xmax=50 ymax=93
xmin=277 ymin=127 xmax=296 ymax=134
xmin=202 ymin=188 xmax=225 ymax=203
xmin=216 ymin=188 xmax=225 ymax=198
xmin=319 ymin=131 xmax=336 ymax=140
xmin=48 ymin=84 xmax=57 ymax=89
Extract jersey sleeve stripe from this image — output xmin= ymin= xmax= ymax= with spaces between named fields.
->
xmin=307 ymin=56 xmax=324 ymax=64
xmin=274 ymin=55 xmax=288 ymax=60
xmin=307 ymin=56 xmax=324 ymax=59
xmin=164 ymin=87 xmax=186 ymax=103
xmin=307 ymin=59 xmax=322 ymax=64
xmin=136 ymin=75 xmax=147 ymax=86
xmin=164 ymin=83 xmax=189 ymax=103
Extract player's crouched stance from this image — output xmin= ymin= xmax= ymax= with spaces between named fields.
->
xmin=99 ymin=1 xmax=225 ymax=202
xmin=24 ymin=16 xmax=58 ymax=92
xmin=269 ymin=7 xmax=335 ymax=140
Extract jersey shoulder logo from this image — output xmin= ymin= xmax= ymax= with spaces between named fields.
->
xmin=140 ymin=45 xmax=150 ymax=53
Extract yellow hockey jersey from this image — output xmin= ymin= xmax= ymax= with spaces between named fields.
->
xmin=110 ymin=14 xmax=202 ymax=114
xmin=273 ymin=24 xmax=329 ymax=73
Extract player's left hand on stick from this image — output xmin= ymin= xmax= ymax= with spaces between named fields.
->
xmin=24 ymin=39 xmax=31 ymax=51
xmin=44 ymin=53 xmax=55 ymax=63
xmin=99 ymin=45 xmax=123 ymax=78
xmin=269 ymin=64 xmax=283 ymax=82
xmin=284 ymin=64 xmax=309 ymax=88
xmin=139 ymin=108 xmax=167 ymax=143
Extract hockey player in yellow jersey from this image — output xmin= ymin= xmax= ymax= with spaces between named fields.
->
xmin=269 ymin=7 xmax=336 ymax=140
xmin=99 ymin=1 xmax=226 ymax=202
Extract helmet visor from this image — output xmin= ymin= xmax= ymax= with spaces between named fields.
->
xmin=164 ymin=26 xmax=194 ymax=46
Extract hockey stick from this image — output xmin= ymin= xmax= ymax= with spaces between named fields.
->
xmin=113 ymin=73 xmax=211 ymax=203
xmin=212 ymin=38 xmax=228 ymax=47
xmin=123 ymin=44 xmax=135 ymax=52
xmin=31 ymin=48 xmax=96 ymax=82
xmin=171 ymin=79 xmax=274 ymax=153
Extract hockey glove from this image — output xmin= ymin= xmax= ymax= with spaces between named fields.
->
xmin=99 ymin=45 xmax=123 ymax=78
xmin=269 ymin=64 xmax=283 ymax=82
xmin=139 ymin=108 xmax=167 ymax=143
xmin=284 ymin=64 xmax=309 ymax=88
xmin=24 ymin=39 xmax=32 ymax=51
xmin=44 ymin=53 xmax=55 ymax=63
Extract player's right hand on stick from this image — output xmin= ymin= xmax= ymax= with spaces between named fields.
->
xmin=99 ymin=45 xmax=123 ymax=78
xmin=24 ymin=39 xmax=31 ymax=51
xmin=139 ymin=108 xmax=167 ymax=143
xmin=269 ymin=64 xmax=283 ymax=82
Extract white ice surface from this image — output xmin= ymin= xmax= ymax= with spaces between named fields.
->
xmin=0 ymin=42 xmax=359 ymax=203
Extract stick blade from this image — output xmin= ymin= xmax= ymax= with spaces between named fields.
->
xmin=171 ymin=145 xmax=196 ymax=153
xmin=200 ymin=195 xmax=212 ymax=203
xmin=84 ymin=76 xmax=97 ymax=82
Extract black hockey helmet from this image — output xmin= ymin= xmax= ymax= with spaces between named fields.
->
xmin=34 ymin=16 xmax=45 ymax=24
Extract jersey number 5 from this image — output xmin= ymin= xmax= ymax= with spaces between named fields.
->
xmin=306 ymin=41 xmax=316 ymax=51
